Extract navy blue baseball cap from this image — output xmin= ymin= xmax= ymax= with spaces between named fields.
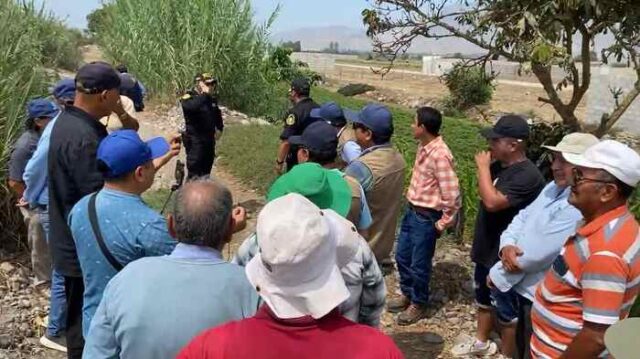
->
xmin=75 ymin=61 xmax=121 ymax=94
xmin=27 ymin=98 xmax=59 ymax=119
xmin=481 ymin=114 xmax=529 ymax=140
xmin=51 ymin=78 xmax=75 ymax=102
xmin=310 ymin=102 xmax=347 ymax=127
xmin=288 ymin=121 xmax=338 ymax=153
xmin=344 ymin=103 xmax=393 ymax=137
xmin=97 ymin=130 xmax=170 ymax=178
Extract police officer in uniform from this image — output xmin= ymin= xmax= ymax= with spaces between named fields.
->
xmin=180 ymin=73 xmax=223 ymax=179
xmin=275 ymin=78 xmax=320 ymax=174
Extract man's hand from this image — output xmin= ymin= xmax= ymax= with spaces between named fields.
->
xmin=231 ymin=206 xmax=247 ymax=233
xmin=153 ymin=134 xmax=182 ymax=171
xmin=475 ymin=151 xmax=492 ymax=169
xmin=214 ymin=130 xmax=222 ymax=142
xmin=197 ymin=81 xmax=211 ymax=95
xmin=486 ymin=275 xmax=495 ymax=289
xmin=500 ymin=245 xmax=524 ymax=273
xmin=275 ymin=160 xmax=285 ymax=175
xmin=16 ymin=197 xmax=28 ymax=208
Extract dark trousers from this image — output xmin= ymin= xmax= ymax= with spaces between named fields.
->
xmin=184 ymin=135 xmax=215 ymax=179
xmin=64 ymin=276 xmax=84 ymax=359
xmin=395 ymin=205 xmax=441 ymax=306
xmin=516 ymin=294 xmax=533 ymax=359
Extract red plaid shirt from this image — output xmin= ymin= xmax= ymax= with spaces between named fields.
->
xmin=406 ymin=136 xmax=461 ymax=231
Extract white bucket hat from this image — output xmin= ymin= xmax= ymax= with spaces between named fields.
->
xmin=245 ymin=193 xmax=351 ymax=319
xmin=564 ymin=140 xmax=640 ymax=187
xmin=542 ymin=132 xmax=599 ymax=155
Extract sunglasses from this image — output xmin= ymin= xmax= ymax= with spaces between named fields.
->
xmin=571 ymin=167 xmax=617 ymax=185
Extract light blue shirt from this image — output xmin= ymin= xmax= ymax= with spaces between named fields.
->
xmin=68 ymin=188 xmax=177 ymax=337
xmin=489 ymin=182 xmax=582 ymax=300
xmin=83 ymin=243 xmax=260 ymax=359
xmin=23 ymin=115 xmax=59 ymax=206
xmin=341 ymin=140 xmax=362 ymax=164
xmin=329 ymin=169 xmax=372 ymax=230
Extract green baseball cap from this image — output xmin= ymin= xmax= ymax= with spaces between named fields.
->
xmin=267 ymin=163 xmax=351 ymax=217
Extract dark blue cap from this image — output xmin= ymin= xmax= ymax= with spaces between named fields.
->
xmin=75 ymin=62 xmax=121 ymax=94
xmin=481 ymin=114 xmax=529 ymax=140
xmin=97 ymin=130 xmax=170 ymax=178
xmin=288 ymin=121 xmax=338 ymax=153
xmin=27 ymin=99 xmax=59 ymax=119
xmin=344 ymin=103 xmax=393 ymax=137
xmin=52 ymin=78 xmax=75 ymax=101
xmin=310 ymin=102 xmax=346 ymax=127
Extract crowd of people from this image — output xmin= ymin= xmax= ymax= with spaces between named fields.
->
xmin=6 ymin=60 xmax=640 ymax=359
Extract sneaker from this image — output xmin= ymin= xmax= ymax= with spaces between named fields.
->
xmin=39 ymin=334 xmax=67 ymax=353
xmin=450 ymin=338 xmax=498 ymax=357
xmin=397 ymin=304 xmax=428 ymax=325
xmin=387 ymin=296 xmax=410 ymax=313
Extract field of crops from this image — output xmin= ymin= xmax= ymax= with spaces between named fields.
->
xmin=0 ymin=0 xmax=82 ymax=248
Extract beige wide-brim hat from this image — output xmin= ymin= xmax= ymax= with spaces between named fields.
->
xmin=605 ymin=318 xmax=640 ymax=359
xmin=542 ymin=132 xmax=599 ymax=155
xmin=245 ymin=194 xmax=350 ymax=319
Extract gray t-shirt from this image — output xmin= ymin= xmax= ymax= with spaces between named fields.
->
xmin=8 ymin=130 xmax=39 ymax=181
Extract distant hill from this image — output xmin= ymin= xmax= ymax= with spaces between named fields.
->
xmin=271 ymin=25 xmax=485 ymax=55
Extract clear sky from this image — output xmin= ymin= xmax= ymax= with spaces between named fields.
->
xmin=34 ymin=0 xmax=367 ymax=33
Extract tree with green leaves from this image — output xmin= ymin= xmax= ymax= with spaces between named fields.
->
xmin=362 ymin=0 xmax=640 ymax=136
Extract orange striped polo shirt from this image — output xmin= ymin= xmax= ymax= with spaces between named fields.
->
xmin=531 ymin=205 xmax=640 ymax=358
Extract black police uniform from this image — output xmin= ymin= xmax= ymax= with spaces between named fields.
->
xmin=280 ymin=97 xmax=320 ymax=171
xmin=180 ymin=90 xmax=223 ymax=179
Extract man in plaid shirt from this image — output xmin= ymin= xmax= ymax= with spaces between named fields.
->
xmin=388 ymin=107 xmax=461 ymax=325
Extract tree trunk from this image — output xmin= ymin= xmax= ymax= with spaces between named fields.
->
xmin=531 ymin=63 xmax=582 ymax=132
xmin=594 ymin=82 xmax=640 ymax=138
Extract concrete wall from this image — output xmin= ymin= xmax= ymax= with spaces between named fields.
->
xmin=291 ymin=52 xmax=359 ymax=73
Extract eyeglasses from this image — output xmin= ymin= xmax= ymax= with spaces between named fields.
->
xmin=571 ymin=168 xmax=617 ymax=185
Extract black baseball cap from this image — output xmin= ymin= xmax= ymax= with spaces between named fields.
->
xmin=75 ymin=62 xmax=121 ymax=94
xmin=481 ymin=115 xmax=529 ymax=140
xmin=289 ymin=121 xmax=338 ymax=153
xmin=291 ymin=78 xmax=311 ymax=95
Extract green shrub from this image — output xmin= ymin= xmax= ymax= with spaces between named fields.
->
xmin=441 ymin=63 xmax=494 ymax=110
xmin=0 ymin=0 xmax=68 ymax=248
xmin=266 ymin=47 xmax=321 ymax=85
xmin=95 ymin=0 xmax=285 ymax=119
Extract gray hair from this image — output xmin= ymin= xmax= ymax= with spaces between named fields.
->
xmin=172 ymin=177 xmax=233 ymax=248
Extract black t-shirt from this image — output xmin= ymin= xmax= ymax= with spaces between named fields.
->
xmin=180 ymin=91 xmax=223 ymax=139
xmin=279 ymin=98 xmax=320 ymax=141
xmin=471 ymin=159 xmax=545 ymax=267
xmin=48 ymin=106 xmax=108 ymax=277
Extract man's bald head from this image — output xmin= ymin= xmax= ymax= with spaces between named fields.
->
xmin=171 ymin=178 xmax=233 ymax=248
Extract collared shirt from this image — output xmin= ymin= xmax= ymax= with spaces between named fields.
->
xmin=406 ymin=136 xmax=461 ymax=231
xmin=531 ymin=205 xmax=640 ymax=358
xmin=232 ymin=233 xmax=386 ymax=327
xmin=48 ymin=105 xmax=108 ymax=277
xmin=69 ymin=188 xmax=177 ymax=336
xmin=489 ymin=182 xmax=582 ymax=300
xmin=177 ymin=305 xmax=403 ymax=359
xmin=84 ymin=243 xmax=259 ymax=359
xmin=23 ymin=115 xmax=59 ymax=206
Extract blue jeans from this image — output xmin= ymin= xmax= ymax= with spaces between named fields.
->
xmin=395 ymin=206 xmax=441 ymax=306
xmin=38 ymin=208 xmax=67 ymax=337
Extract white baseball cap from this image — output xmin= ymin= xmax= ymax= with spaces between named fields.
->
xmin=564 ymin=140 xmax=640 ymax=187
xmin=246 ymin=193 xmax=351 ymax=319
xmin=542 ymin=132 xmax=599 ymax=155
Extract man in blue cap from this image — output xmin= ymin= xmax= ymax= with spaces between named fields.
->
xmin=344 ymin=104 xmax=406 ymax=265
xmin=8 ymin=99 xmax=59 ymax=292
xmin=47 ymin=61 xmax=136 ymax=358
xmin=68 ymin=129 xmax=181 ymax=339
xmin=309 ymin=101 xmax=362 ymax=167
xmin=22 ymin=88 xmax=71 ymax=352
